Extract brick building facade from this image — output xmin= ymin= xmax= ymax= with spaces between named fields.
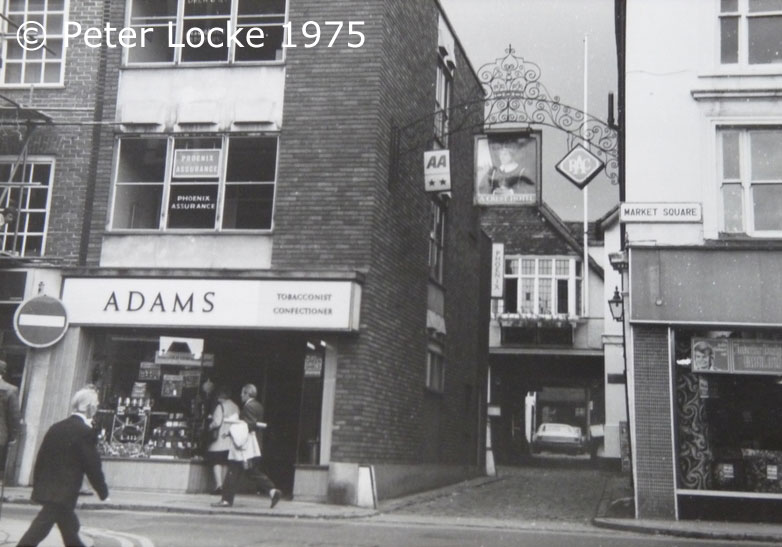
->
xmin=1 ymin=0 xmax=489 ymax=505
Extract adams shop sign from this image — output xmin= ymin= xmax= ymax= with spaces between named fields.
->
xmin=61 ymin=278 xmax=361 ymax=331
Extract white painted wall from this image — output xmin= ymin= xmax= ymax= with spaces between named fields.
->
xmin=624 ymin=0 xmax=710 ymax=247
xmin=117 ymin=66 xmax=285 ymax=130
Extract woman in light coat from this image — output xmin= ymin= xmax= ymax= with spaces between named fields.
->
xmin=206 ymin=386 xmax=239 ymax=494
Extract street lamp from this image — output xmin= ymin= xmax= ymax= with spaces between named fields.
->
xmin=608 ymin=286 xmax=624 ymax=322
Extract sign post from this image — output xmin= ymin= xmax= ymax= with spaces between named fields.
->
xmin=13 ymin=295 xmax=68 ymax=348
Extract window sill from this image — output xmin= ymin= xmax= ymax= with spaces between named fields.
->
xmin=424 ymin=386 xmax=444 ymax=397
xmin=0 ymin=83 xmax=65 ymax=89
xmin=106 ymin=229 xmax=273 ymax=235
xmin=121 ymin=60 xmax=285 ymax=70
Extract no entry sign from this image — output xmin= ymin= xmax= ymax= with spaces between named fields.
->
xmin=13 ymin=295 xmax=69 ymax=348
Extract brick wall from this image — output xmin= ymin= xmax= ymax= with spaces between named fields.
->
xmin=276 ymin=0 xmax=485 ymax=463
xmin=0 ymin=1 xmax=110 ymax=265
xmin=632 ymin=325 xmax=676 ymax=518
xmin=480 ymin=207 xmax=578 ymax=257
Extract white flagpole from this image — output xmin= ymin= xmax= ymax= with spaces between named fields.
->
xmin=583 ymin=35 xmax=589 ymax=317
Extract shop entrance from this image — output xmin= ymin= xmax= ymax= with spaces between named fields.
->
xmin=90 ymin=328 xmax=319 ymax=495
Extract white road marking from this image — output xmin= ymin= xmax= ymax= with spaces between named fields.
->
xmin=82 ymin=527 xmax=155 ymax=547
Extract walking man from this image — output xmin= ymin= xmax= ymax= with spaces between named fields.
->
xmin=212 ymin=383 xmax=281 ymax=508
xmin=17 ymin=387 xmax=109 ymax=547
xmin=0 ymin=359 xmax=21 ymax=477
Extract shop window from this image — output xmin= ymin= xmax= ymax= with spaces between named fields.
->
xmin=719 ymin=128 xmax=782 ymax=235
xmin=92 ymin=334 xmax=214 ymax=460
xmin=434 ymin=52 xmax=453 ymax=148
xmin=720 ymin=0 xmax=782 ymax=65
xmin=0 ymin=0 xmax=66 ymax=85
xmin=127 ymin=0 xmax=286 ymax=65
xmin=428 ymin=199 xmax=446 ymax=283
xmin=675 ymin=330 xmax=782 ymax=496
xmin=500 ymin=256 xmax=581 ymax=318
xmin=426 ymin=348 xmax=445 ymax=393
xmin=110 ymin=135 xmax=277 ymax=231
xmin=0 ymin=159 xmax=53 ymax=257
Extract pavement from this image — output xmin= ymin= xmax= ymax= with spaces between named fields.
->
xmin=1 ymin=464 xmax=782 ymax=544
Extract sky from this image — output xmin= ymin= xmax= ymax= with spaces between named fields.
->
xmin=438 ymin=0 xmax=619 ymax=221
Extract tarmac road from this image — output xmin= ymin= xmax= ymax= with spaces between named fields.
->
xmin=3 ymin=504 xmax=776 ymax=547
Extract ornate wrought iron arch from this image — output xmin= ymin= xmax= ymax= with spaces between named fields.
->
xmin=393 ymin=45 xmax=618 ymax=185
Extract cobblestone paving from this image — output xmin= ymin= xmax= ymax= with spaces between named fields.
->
xmin=387 ymin=463 xmax=622 ymax=525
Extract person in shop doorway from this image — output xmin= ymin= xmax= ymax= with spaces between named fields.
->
xmin=211 ymin=383 xmax=282 ymax=509
xmin=0 ymin=359 xmax=21 ymax=479
xmin=17 ymin=387 xmax=109 ymax=547
xmin=206 ymin=385 xmax=239 ymax=495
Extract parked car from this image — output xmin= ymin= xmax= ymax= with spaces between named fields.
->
xmin=530 ymin=423 xmax=585 ymax=455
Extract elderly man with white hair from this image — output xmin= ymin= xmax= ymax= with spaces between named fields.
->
xmin=17 ymin=386 xmax=109 ymax=547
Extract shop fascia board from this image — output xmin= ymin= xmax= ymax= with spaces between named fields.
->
xmin=60 ymin=267 xmax=366 ymax=284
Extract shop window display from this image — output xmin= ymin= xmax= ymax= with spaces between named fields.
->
xmin=675 ymin=330 xmax=782 ymax=494
xmin=92 ymin=335 xmax=212 ymax=461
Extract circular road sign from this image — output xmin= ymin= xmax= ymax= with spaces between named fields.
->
xmin=13 ymin=295 xmax=69 ymax=348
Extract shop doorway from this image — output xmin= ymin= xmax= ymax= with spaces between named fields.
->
xmin=89 ymin=328 xmax=315 ymax=495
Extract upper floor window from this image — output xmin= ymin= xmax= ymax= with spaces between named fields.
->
xmin=434 ymin=52 xmax=453 ymax=147
xmin=498 ymin=256 xmax=582 ymax=317
xmin=720 ymin=0 xmax=782 ymax=65
xmin=126 ymin=0 xmax=286 ymax=65
xmin=110 ymin=134 xmax=277 ymax=231
xmin=0 ymin=159 xmax=53 ymax=257
xmin=428 ymin=199 xmax=446 ymax=283
xmin=1 ymin=0 xmax=67 ymax=85
xmin=426 ymin=346 xmax=445 ymax=393
xmin=719 ymin=128 xmax=782 ymax=235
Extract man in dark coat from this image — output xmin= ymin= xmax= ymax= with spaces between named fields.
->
xmin=17 ymin=387 xmax=109 ymax=547
xmin=212 ymin=383 xmax=281 ymax=508
xmin=0 ymin=359 xmax=21 ymax=475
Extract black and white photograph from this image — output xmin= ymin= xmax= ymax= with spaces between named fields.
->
xmin=1 ymin=0 xmax=782 ymax=545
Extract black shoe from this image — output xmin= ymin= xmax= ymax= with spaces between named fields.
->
xmin=211 ymin=500 xmax=232 ymax=507
xmin=212 ymin=487 xmax=223 ymax=495
xmin=270 ymin=489 xmax=281 ymax=509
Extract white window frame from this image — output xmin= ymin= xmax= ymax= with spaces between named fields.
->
xmin=498 ymin=256 xmax=582 ymax=319
xmin=426 ymin=346 xmax=445 ymax=394
xmin=0 ymin=156 xmax=54 ymax=257
xmin=719 ymin=0 xmax=782 ymax=67
xmin=109 ymin=134 xmax=278 ymax=232
xmin=428 ymin=199 xmax=446 ymax=283
xmin=717 ymin=126 xmax=782 ymax=237
xmin=0 ymin=0 xmax=68 ymax=87
xmin=124 ymin=0 xmax=288 ymax=66
xmin=434 ymin=53 xmax=453 ymax=148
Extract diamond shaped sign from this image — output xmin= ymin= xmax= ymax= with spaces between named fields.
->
xmin=555 ymin=145 xmax=605 ymax=189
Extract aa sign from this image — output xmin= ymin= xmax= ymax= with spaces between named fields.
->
xmin=424 ymin=150 xmax=451 ymax=192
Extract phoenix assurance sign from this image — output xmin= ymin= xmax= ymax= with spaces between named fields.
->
xmin=62 ymin=278 xmax=361 ymax=331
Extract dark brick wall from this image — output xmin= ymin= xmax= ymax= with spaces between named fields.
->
xmin=632 ymin=325 xmax=676 ymax=518
xmin=1 ymin=1 xmax=110 ymax=264
xmin=276 ymin=0 xmax=485 ymax=463
xmin=480 ymin=207 xmax=579 ymax=257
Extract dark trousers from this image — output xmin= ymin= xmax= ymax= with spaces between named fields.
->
xmin=221 ymin=457 xmax=275 ymax=504
xmin=17 ymin=503 xmax=83 ymax=547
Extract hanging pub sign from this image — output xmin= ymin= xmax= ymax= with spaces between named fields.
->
xmin=474 ymin=133 xmax=539 ymax=205
xmin=172 ymin=149 xmax=221 ymax=178
xmin=691 ymin=338 xmax=782 ymax=375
